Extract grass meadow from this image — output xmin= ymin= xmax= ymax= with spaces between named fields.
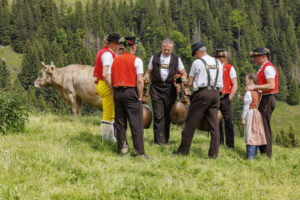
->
xmin=0 ymin=107 xmax=299 ymax=199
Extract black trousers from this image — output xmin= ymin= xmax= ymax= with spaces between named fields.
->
xmin=113 ymin=87 xmax=145 ymax=154
xmin=219 ymin=94 xmax=234 ymax=148
xmin=150 ymin=84 xmax=177 ymax=144
xmin=258 ymin=94 xmax=276 ymax=157
xmin=178 ymin=88 xmax=220 ymax=158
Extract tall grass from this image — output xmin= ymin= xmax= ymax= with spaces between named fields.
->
xmin=0 ymin=112 xmax=299 ymax=199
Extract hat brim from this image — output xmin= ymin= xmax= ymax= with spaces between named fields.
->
xmin=107 ymin=39 xmax=121 ymax=43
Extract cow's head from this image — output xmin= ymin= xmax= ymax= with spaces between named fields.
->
xmin=34 ymin=61 xmax=56 ymax=88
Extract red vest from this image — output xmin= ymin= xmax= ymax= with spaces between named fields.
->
xmin=257 ymin=61 xmax=278 ymax=95
xmin=111 ymin=52 xmax=137 ymax=87
xmin=222 ymin=63 xmax=233 ymax=94
xmin=93 ymin=45 xmax=115 ymax=81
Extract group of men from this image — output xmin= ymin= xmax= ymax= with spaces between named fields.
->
xmin=94 ymin=33 xmax=278 ymax=159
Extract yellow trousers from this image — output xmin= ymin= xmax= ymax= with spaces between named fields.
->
xmin=96 ymin=80 xmax=114 ymax=122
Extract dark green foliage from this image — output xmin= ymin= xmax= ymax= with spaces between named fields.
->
xmin=275 ymin=125 xmax=298 ymax=148
xmin=0 ymin=0 xmax=11 ymax=45
xmin=276 ymin=66 xmax=288 ymax=101
xmin=0 ymin=91 xmax=29 ymax=133
xmin=287 ymin=78 xmax=300 ymax=105
xmin=0 ymin=59 xmax=10 ymax=90
xmin=18 ymin=40 xmax=41 ymax=90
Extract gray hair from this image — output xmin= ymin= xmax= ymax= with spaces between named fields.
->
xmin=198 ymin=46 xmax=207 ymax=52
xmin=162 ymin=39 xmax=174 ymax=46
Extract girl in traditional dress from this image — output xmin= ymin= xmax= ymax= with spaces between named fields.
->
xmin=242 ymin=73 xmax=267 ymax=160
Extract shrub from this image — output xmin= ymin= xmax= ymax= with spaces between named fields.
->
xmin=275 ymin=125 xmax=298 ymax=148
xmin=0 ymin=91 xmax=30 ymax=133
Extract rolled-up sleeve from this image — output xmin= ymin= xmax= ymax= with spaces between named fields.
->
xmin=135 ymin=57 xmax=144 ymax=74
xmin=147 ymin=56 xmax=154 ymax=70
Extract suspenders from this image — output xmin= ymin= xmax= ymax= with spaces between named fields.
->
xmin=198 ymin=58 xmax=219 ymax=91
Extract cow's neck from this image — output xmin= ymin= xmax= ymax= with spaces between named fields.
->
xmin=50 ymin=69 xmax=63 ymax=89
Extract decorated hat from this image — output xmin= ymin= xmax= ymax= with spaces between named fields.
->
xmin=250 ymin=47 xmax=270 ymax=57
xmin=191 ymin=42 xmax=205 ymax=56
xmin=121 ymin=36 xmax=139 ymax=45
xmin=105 ymin=33 xmax=121 ymax=43
xmin=215 ymin=48 xmax=228 ymax=57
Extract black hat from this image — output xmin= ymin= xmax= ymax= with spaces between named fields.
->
xmin=250 ymin=47 xmax=270 ymax=57
xmin=215 ymin=48 xmax=228 ymax=57
xmin=121 ymin=36 xmax=139 ymax=45
xmin=191 ymin=42 xmax=205 ymax=56
xmin=105 ymin=33 xmax=121 ymax=43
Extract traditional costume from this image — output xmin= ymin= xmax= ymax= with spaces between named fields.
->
xmin=111 ymin=36 xmax=147 ymax=158
xmin=177 ymin=42 xmax=223 ymax=158
xmin=250 ymin=47 xmax=278 ymax=157
xmin=215 ymin=49 xmax=237 ymax=148
xmin=242 ymin=91 xmax=267 ymax=160
xmin=93 ymin=33 xmax=121 ymax=142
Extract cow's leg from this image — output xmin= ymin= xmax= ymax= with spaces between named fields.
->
xmin=67 ymin=93 xmax=78 ymax=120
xmin=76 ymin=97 xmax=83 ymax=119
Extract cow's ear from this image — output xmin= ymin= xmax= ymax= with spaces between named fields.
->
xmin=49 ymin=65 xmax=55 ymax=73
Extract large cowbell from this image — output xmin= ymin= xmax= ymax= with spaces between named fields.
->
xmin=197 ymin=110 xmax=223 ymax=131
xmin=170 ymin=100 xmax=188 ymax=125
xmin=142 ymin=103 xmax=152 ymax=129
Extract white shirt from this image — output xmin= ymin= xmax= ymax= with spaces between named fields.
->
xmin=242 ymin=91 xmax=252 ymax=119
xmin=189 ymin=55 xmax=223 ymax=90
xmin=108 ymin=57 xmax=143 ymax=75
xmin=148 ymin=54 xmax=185 ymax=81
xmin=102 ymin=51 xmax=114 ymax=75
xmin=258 ymin=61 xmax=276 ymax=79
xmin=229 ymin=67 xmax=237 ymax=79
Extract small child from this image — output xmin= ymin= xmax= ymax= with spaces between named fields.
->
xmin=242 ymin=73 xmax=267 ymax=160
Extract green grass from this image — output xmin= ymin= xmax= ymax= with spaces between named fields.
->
xmin=0 ymin=111 xmax=299 ymax=199
xmin=272 ymin=101 xmax=300 ymax=139
xmin=0 ymin=45 xmax=23 ymax=81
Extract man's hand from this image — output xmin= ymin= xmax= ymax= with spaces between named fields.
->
xmin=144 ymin=73 xmax=150 ymax=84
xmin=246 ymin=84 xmax=256 ymax=91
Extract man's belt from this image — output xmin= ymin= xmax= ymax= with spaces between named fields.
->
xmin=160 ymin=64 xmax=169 ymax=69
xmin=195 ymin=86 xmax=220 ymax=92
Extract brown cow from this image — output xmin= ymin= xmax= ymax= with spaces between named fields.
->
xmin=34 ymin=62 xmax=102 ymax=118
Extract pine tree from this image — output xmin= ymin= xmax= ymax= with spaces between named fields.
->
xmin=0 ymin=0 xmax=11 ymax=45
xmin=11 ymin=0 xmax=27 ymax=53
xmin=276 ymin=66 xmax=288 ymax=101
xmin=0 ymin=59 xmax=10 ymax=90
xmin=18 ymin=40 xmax=41 ymax=90
xmin=287 ymin=77 xmax=300 ymax=105
xmin=287 ymin=125 xmax=297 ymax=147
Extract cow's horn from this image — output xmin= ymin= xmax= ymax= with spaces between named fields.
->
xmin=41 ymin=62 xmax=47 ymax=68
xmin=51 ymin=61 xmax=54 ymax=66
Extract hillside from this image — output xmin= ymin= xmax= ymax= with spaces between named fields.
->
xmin=0 ymin=46 xmax=23 ymax=80
xmin=0 ymin=113 xmax=299 ymax=199
xmin=272 ymin=101 xmax=300 ymax=139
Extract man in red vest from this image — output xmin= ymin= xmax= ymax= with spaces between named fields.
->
xmin=215 ymin=49 xmax=238 ymax=148
xmin=110 ymin=36 xmax=148 ymax=159
xmin=94 ymin=33 xmax=121 ymax=142
xmin=247 ymin=47 xmax=278 ymax=157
